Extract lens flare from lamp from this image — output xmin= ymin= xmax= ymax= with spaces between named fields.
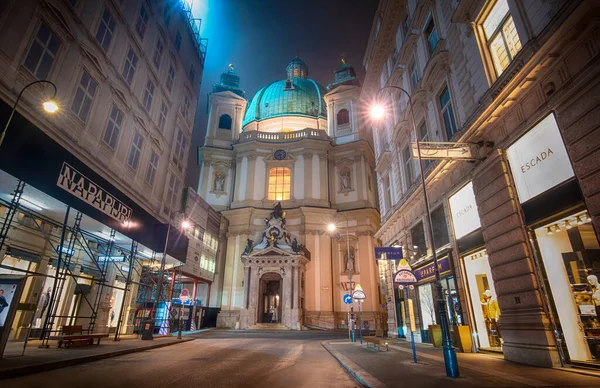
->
xmin=370 ymin=104 xmax=385 ymax=120
xmin=43 ymin=100 xmax=59 ymax=113
xmin=181 ymin=220 xmax=191 ymax=230
xmin=327 ymin=223 xmax=336 ymax=232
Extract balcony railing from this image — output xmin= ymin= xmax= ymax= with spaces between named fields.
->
xmin=238 ymin=129 xmax=329 ymax=143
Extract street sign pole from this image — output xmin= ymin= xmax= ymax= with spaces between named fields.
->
xmin=359 ymin=300 xmax=363 ymax=344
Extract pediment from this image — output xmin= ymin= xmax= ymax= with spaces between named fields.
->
xmin=247 ymin=247 xmax=296 ymax=258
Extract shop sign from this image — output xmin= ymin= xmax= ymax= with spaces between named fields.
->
xmin=98 ymin=255 xmax=126 ymax=262
xmin=57 ymin=163 xmax=133 ymax=223
xmin=448 ymin=182 xmax=480 ymax=239
xmin=414 ymin=256 xmax=451 ymax=283
xmin=393 ymin=259 xmax=417 ymax=284
xmin=506 ymin=114 xmax=575 ymax=204
xmin=374 ymin=247 xmax=403 ymax=260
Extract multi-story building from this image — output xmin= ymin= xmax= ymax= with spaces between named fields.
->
xmin=198 ymin=60 xmax=382 ymax=330
xmin=0 ymin=0 xmax=205 ymax=346
xmin=365 ymin=0 xmax=600 ymax=368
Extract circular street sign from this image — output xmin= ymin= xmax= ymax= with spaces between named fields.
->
xmin=352 ymin=289 xmax=366 ymax=301
xmin=343 ymin=294 xmax=352 ymax=305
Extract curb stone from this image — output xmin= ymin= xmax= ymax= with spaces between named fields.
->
xmin=0 ymin=338 xmax=194 ymax=379
xmin=321 ymin=341 xmax=387 ymax=388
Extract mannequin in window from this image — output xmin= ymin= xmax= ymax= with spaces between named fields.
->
xmin=214 ymin=173 xmax=225 ymax=192
xmin=587 ymin=275 xmax=600 ymax=317
xmin=341 ymin=171 xmax=351 ymax=190
xmin=482 ymin=289 xmax=501 ymax=345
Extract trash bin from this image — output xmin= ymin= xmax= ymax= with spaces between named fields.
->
xmin=141 ymin=319 xmax=154 ymax=340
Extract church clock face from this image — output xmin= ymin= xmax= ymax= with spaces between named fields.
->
xmin=274 ymin=149 xmax=287 ymax=160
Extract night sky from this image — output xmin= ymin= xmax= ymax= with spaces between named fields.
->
xmin=186 ymin=0 xmax=379 ymax=188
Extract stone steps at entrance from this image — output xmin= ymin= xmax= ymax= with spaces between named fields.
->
xmin=249 ymin=323 xmax=289 ymax=330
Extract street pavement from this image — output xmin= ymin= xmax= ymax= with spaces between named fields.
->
xmin=4 ymin=330 xmax=359 ymax=388
xmin=5 ymin=330 xmax=600 ymax=387
xmin=324 ymin=339 xmax=600 ymax=388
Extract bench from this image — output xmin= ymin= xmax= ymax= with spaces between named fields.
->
xmin=363 ymin=336 xmax=389 ymax=351
xmin=57 ymin=325 xmax=109 ymax=348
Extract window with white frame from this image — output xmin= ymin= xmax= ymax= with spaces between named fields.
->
xmin=122 ymin=47 xmax=138 ymax=85
xmin=158 ymin=102 xmax=168 ymax=131
xmin=95 ymin=8 xmax=115 ymax=52
xmin=174 ymin=128 xmax=188 ymax=162
xmin=23 ymin=23 xmax=61 ymax=79
xmin=424 ymin=16 xmax=439 ymax=54
xmin=404 ymin=144 xmax=414 ymax=184
xmin=384 ymin=174 xmax=392 ymax=212
xmin=103 ymin=105 xmax=123 ymax=149
xmin=166 ymin=64 xmax=175 ymax=91
xmin=152 ymin=39 xmax=163 ymax=69
xmin=410 ymin=60 xmax=419 ymax=90
xmin=419 ymin=122 xmax=432 ymax=169
xmin=482 ymin=0 xmax=522 ymax=76
xmin=145 ymin=151 xmax=159 ymax=185
xmin=71 ymin=71 xmax=97 ymax=122
xmin=127 ymin=131 xmax=144 ymax=169
xmin=181 ymin=95 xmax=190 ymax=119
xmin=166 ymin=173 xmax=181 ymax=209
xmin=135 ymin=5 xmax=149 ymax=39
xmin=175 ymin=30 xmax=182 ymax=51
xmin=439 ymin=87 xmax=458 ymax=139
xmin=143 ymin=79 xmax=155 ymax=112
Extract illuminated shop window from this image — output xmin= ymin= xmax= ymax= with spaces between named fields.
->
xmin=268 ymin=167 xmax=291 ymax=201
xmin=483 ymin=0 xmax=522 ymax=76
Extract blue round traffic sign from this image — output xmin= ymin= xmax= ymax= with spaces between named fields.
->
xmin=343 ymin=294 xmax=352 ymax=305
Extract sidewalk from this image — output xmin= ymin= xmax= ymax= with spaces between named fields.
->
xmin=323 ymin=339 xmax=600 ymax=388
xmin=0 ymin=334 xmax=193 ymax=379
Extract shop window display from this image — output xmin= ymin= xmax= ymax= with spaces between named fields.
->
xmin=463 ymin=249 xmax=503 ymax=350
xmin=534 ymin=210 xmax=600 ymax=362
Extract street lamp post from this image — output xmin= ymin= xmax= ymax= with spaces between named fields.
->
xmin=328 ymin=212 xmax=355 ymax=343
xmin=371 ymin=86 xmax=460 ymax=378
xmin=0 ymin=79 xmax=59 ymax=148
xmin=152 ymin=211 xmax=190 ymax=339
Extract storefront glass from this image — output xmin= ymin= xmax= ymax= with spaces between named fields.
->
xmin=534 ymin=210 xmax=600 ymax=363
xmin=463 ymin=249 xmax=502 ymax=350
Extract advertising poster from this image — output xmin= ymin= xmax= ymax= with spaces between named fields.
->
xmin=0 ymin=280 xmax=19 ymax=327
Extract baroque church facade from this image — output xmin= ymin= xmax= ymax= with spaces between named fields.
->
xmin=197 ymin=59 xmax=381 ymax=329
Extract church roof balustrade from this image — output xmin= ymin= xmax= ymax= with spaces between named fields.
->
xmin=238 ymin=128 xmax=329 ymax=143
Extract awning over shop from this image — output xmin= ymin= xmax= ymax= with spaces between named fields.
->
xmin=0 ymin=99 xmax=188 ymax=263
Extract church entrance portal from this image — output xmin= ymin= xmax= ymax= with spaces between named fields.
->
xmin=259 ymin=273 xmax=282 ymax=323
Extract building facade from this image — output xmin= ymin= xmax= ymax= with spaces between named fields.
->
xmin=0 ymin=0 xmax=205 ymax=347
xmin=366 ymin=0 xmax=600 ymax=368
xmin=198 ymin=60 xmax=382 ymax=330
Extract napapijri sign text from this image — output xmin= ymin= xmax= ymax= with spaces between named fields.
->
xmin=57 ymin=163 xmax=132 ymax=222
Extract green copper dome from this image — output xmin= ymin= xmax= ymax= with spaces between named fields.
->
xmin=242 ymin=59 xmax=328 ymax=126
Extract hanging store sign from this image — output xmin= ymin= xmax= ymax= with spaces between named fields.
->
xmin=374 ymin=247 xmax=403 ymax=260
xmin=393 ymin=259 xmax=417 ymax=285
xmin=448 ymin=182 xmax=481 ymax=239
xmin=506 ymin=113 xmax=575 ymax=204
xmin=57 ymin=163 xmax=133 ymax=223
xmin=98 ymin=255 xmax=127 ymax=262
xmin=411 ymin=142 xmax=475 ymax=160
xmin=413 ymin=256 xmax=451 ymax=283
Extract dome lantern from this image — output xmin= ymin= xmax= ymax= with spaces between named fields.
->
xmin=286 ymin=57 xmax=308 ymax=79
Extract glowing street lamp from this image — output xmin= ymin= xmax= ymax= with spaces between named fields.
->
xmin=371 ymin=86 xmax=460 ymax=378
xmin=181 ymin=220 xmax=191 ymax=230
xmin=0 ymin=80 xmax=59 ymax=148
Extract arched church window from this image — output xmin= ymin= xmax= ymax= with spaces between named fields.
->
xmin=268 ymin=167 xmax=291 ymax=201
xmin=293 ymin=68 xmax=299 ymax=78
xmin=337 ymin=109 xmax=350 ymax=126
xmin=218 ymin=114 xmax=232 ymax=130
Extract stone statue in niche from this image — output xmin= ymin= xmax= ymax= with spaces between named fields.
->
xmin=341 ymin=171 xmax=351 ymax=190
xmin=344 ymin=248 xmax=355 ymax=273
xmin=214 ymin=173 xmax=225 ymax=191
xmin=243 ymin=239 xmax=254 ymax=255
